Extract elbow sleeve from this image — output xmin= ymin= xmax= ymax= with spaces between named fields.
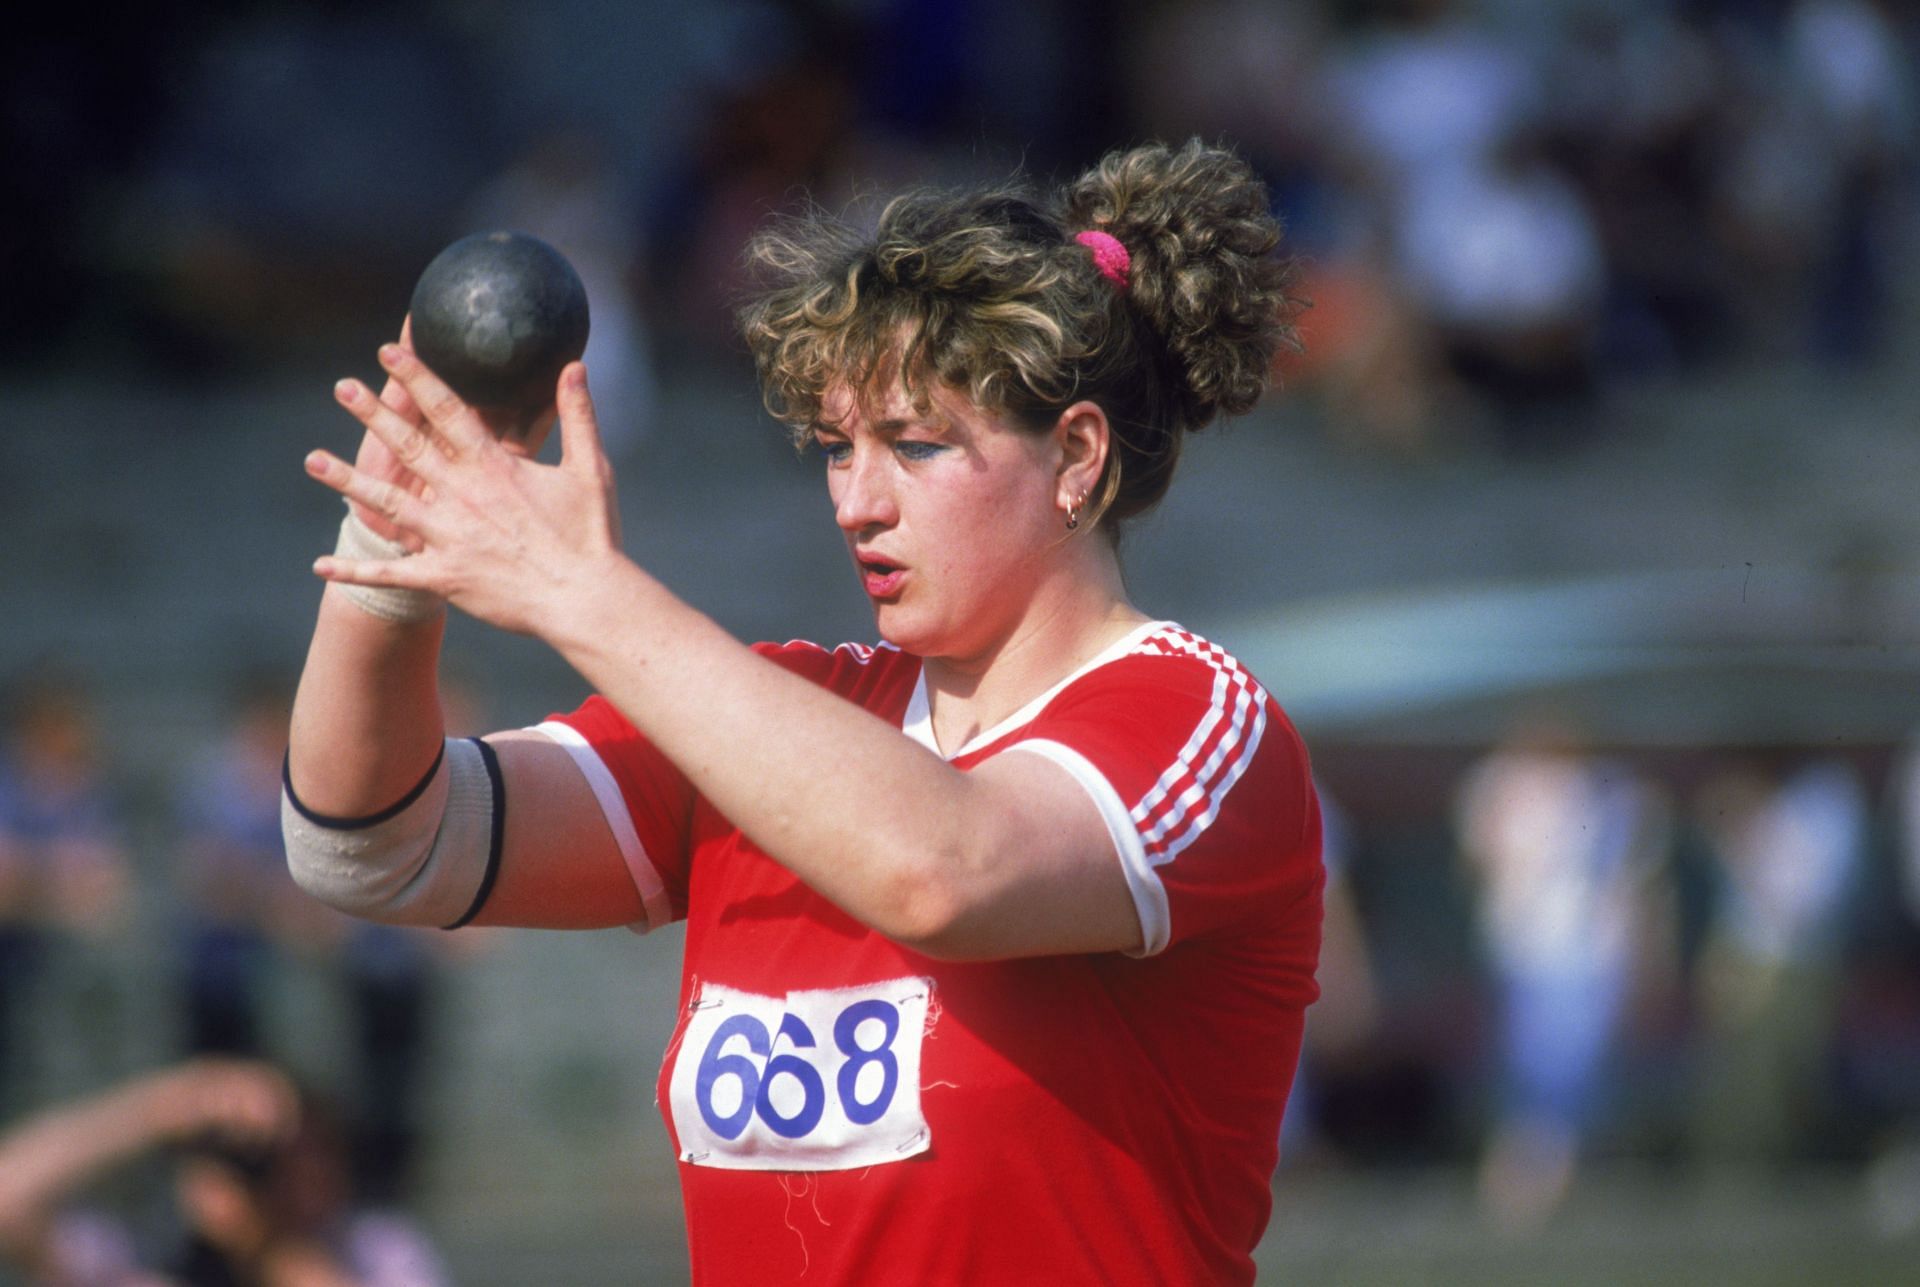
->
xmin=282 ymin=738 xmax=503 ymax=929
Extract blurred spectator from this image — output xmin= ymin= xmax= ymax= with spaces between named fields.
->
xmin=1123 ymin=0 xmax=1338 ymax=194
xmin=1273 ymin=221 xmax=1463 ymax=455
xmin=0 ymin=670 xmax=136 ymax=1115
xmin=175 ymin=674 xmax=335 ymax=1060
xmin=1123 ymin=1 xmax=1460 ymax=453
xmin=1455 ymin=714 xmax=1670 ymax=1227
xmin=1781 ymin=0 xmax=1916 ymax=363
xmin=464 ymin=122 xmax=659 ymax=458
xmin=1567 ymin=0 xmax=1919 ymax=369
xmin=336 ymin=923 xmax=439 ymax=1210
xmin=103 ymin=8 xmax=499 ymax=372
xmin=1326 ymin=1 xmax=1606 ymax=447
xmin=645 ymin=5 xmax=862 ymax=355
xmin=1546 ymin=7 xmax=1741 ymax=373
xmin=0 ymin=1058 xmax=446 ymax=1287
xmin=1689 ymin=754 xmax=1867 ymax=1174
xmin=1393 ymin=130 xmax=1606 ymax=448
xmin=1327 ymin=0 xmax=1542 ymax=207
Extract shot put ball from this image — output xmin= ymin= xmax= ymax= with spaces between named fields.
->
xmin=407 ymin=231 xmax=590 ymax=430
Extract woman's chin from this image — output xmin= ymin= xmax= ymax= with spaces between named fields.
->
xmin=870 ymin=607 xmax=938 ymax=657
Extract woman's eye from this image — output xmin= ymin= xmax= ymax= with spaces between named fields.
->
xmin=895 ymin=440 xmax=945 ymax=461
xmin=816 ymin=440 xmax=852 ymax=464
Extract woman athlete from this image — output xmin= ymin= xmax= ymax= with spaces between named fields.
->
xmin=284 ymin=140 xmax=1324 ymax=1285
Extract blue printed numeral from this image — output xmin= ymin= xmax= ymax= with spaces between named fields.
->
xmin=758 ymin=1014 xmax=826 ymax=1138
xmin=835 ymin=999 xmax=900 ymax=1126
xmin=695 ymin=1013 xmax=767 ymax=1140
xmin=694 ymin=999 xmax=903 ymax=1141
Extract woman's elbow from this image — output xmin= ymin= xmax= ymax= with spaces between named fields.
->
xmin=865 ymin=852 xmax=990 ymax=961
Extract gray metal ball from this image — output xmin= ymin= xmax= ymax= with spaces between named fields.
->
xmin=407 ymin=231 xmax=590 ymax=421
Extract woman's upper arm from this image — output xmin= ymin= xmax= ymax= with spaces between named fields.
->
xmin=931 ymin=648 xmax=1312 ymax=964
xmin=463 ymin=729 xmax=647 ymax=929
xmin=917 ymin=751 xmax=1145 ymax=962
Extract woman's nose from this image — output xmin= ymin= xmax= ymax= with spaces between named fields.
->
xmin=833 ymin=450 xmax=897 ymax=532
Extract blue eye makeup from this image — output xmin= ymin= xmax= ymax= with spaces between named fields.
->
xmin=810 ymin=433 xmax=943 ymax=464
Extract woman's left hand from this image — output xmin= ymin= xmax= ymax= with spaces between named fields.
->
xmin=306 ymin=345 xmax=624 ymax=638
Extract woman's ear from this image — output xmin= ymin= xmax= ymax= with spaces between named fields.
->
xmin=1053 ymin=401 xmax=1110 ymax=512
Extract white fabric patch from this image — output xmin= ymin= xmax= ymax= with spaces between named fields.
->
xmin=669 ymin=977 xmax=933 ymax=1172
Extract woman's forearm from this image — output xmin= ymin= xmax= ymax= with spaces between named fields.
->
xmin=549 ymin=554 xmax=981 ymax=945
xmin=287 ymin=585 xmax=447 ymax=816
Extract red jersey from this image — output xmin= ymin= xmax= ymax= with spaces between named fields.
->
xmin=537 ymin=621 xmax=1323 ymax=1285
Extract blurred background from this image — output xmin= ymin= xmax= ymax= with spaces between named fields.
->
xmin=3 ymin=0 xmax=1920 ymax=1282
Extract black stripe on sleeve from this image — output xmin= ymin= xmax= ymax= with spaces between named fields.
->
xmin=282 ymin=744 xmax=446 ymax=831
xmin=443 ymin=737 xmax=505 ymax=930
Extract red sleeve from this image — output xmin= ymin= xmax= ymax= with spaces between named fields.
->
xmin=532 ymin=641 xmax=910 ymax=930
xmin=534 ymin=695 xmax=695 ymax=931
xmin=1003 ymin=639 xmax=1323 ymax=959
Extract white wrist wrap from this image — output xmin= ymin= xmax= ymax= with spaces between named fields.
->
xmin=282 ymin=738 xmax=502 ymax=929
xmin=334 ymin=510 xmax=444 ymax=624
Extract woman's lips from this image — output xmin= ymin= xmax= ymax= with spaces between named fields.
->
xmin=859 ymin=559 xmax=905 ymax=598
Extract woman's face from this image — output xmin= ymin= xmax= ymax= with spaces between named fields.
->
xmin=814 ymin=380 xmax=1065 ymax=664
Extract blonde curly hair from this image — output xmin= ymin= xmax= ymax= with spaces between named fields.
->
xmin=739 ymin=140 xmax=1301 ymax=529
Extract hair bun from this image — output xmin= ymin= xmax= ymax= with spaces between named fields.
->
xmin=1060 ymin=140 xmax=1298 ymax=434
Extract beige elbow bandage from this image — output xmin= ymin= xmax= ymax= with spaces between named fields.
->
xmin=282 ymin=738 xmax=502 ymax=929
xmin=334 ymin=509 xmax=444 ymax=624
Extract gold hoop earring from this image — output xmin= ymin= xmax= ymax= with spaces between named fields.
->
xmin=1065 ymin=492 xmax=1085 ymax=531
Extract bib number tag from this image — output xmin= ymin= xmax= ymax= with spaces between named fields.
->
xmin=668 ymin=977 xmax=933 ymax=1171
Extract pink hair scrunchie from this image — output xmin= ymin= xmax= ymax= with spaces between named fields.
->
xmin=1074 ymin=229 xmax=1131 ymax=290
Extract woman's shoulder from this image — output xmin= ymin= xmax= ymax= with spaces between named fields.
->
xmin=1078 ymin=623 xmax=1277 ymax=707
xmin=1033 ymin=622 xmax=1310 ymax=776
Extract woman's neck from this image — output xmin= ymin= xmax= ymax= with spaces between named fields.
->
xmin=921 ymin=547 xmax=1146 ymax=755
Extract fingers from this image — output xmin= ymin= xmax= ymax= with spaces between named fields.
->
xmin=377 ymin=370 xmax=423 ymax=426
xmin=375 ymin=317 xmax=425 ymax=424
xmin=313 ymin=550 xmax=439 ymax=593
xmin=376 ymin=343 xmax=492 ymax=457
xmin=339 ymin=342 xmax=492 ymax=478
xmin=305 ymin=451 xmax=446 ymax=590
xmin=335 ymin=376 xmax=448 ymax=483
xmin=306 ymin=449 xmax=431 ymax=535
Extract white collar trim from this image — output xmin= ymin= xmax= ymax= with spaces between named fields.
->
xmin=900 ymin=620 xmax=1173 ymax=761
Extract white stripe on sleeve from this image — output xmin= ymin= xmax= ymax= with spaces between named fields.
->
xmin=530 ymin=720 xmax=675 ymax=933
xmin=1002 ymin=738 xmax=1171 ymax=957
xmin=1127 ymin=632 xmax=1269 ymax=866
